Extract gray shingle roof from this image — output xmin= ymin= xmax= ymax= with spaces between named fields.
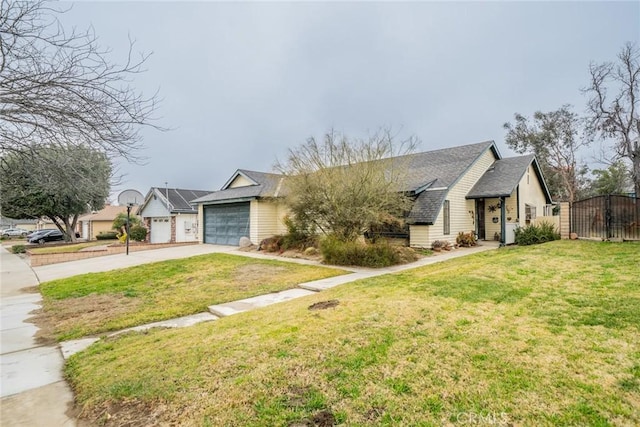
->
xmin=406 ymin=189 xmax=448 ymax=225
xmin=402 ymin=141 xmax=498 ymax=224
xmin=191 ymin=170 xmax=285 ymax=204
xmin=192 ymin=141 xmax=500 ymax=224
xmin=466 ymin=155 xmax=535 ymax=199
xmin=398 ymin=141 xmax=497 ymax=192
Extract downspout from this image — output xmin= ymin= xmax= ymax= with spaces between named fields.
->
xmin=500 ymin=196 xmax=506 ymax=247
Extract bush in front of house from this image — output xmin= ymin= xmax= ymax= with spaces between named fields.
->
xmin=456 ymin=231 xmax=477 ymax=247
xmin=11 ymin=244 xmax=26 ymax=254
xmin=280 ymin=215 xmax=318 ymax=250
xmin=514 ymin=222 xmax=560 ymax=246
xmin=320 ymin=235 xmax=415 ymax=267
xmin=129 ymin=225 xmax=147 ymax=242
xmin=96 ymin=231 xmax=118 ymax=240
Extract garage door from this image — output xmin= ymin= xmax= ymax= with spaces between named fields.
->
xmin=203 ymin=202 xmax=250 ymax=245
xmin=151 ymin=218 xmax=171 ymax=243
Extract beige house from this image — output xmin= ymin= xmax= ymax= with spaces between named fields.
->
xmin=192 ymin=141 xmax=552 ymax=247
xmin=77 ymin=205 xmax=129 ymax=240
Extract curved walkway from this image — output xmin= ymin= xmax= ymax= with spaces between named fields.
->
xmin=0 ymin=242 xmax=498 ymax=425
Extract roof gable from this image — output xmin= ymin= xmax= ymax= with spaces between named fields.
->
xmin=466 ymin=155 xmax=552 ymax=203
xmin=138 ymin=187 xmax=212 ymax=214
xmin=192 ymin=169 xmax=285 ymax=204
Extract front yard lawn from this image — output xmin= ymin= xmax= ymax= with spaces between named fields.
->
xmin=37 ymin=253 xmax=346 ymax=340
xmin=65 ymin=241 xmax=640 ymax=426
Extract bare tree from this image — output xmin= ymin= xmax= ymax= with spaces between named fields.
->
xmin=584 ymin=42 xmax=640 ymax=196
xmin=276 ymin=128 xmax=418 ymax=242
xmin=504 ymin=105 xmax=589 ymax=202
xmin=0 ymin=0 xmax=161 ymax=161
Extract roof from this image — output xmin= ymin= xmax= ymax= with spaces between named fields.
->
xmin=191 ymin=169 xmax=284 ymax=204
xmin=78 ymin=205 xmax=128 ymax=222
xmin=192 ymin=141 xmax=508 ymax=224
xmin=403 ymin=141 xmax=499 ymax=224
xmin=139 ymin=188 xmax=213 ymax=214
xmin=398 ymin=141 xmax=498 ymax=193
xmin=467 ymin=155 xmax=552 ymax=203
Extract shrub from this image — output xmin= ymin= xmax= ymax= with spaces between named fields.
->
xmin=129 ymin=225 xmax=147 ymax=242
xmin=280 ymin=215 xmax=318 ymax=250
xmin=431 ymin=240 xmax=452 ymax=251
xmin=11 ymin=244 xmax=26 ymax=254
xmin=96 ymin=231 xmax=118 ymax=240
xmin=259 ymin=236 xmax=284 ymax=252
xmin=514 ymin=222 xmax=560 ymax=246
xmin=320 ymin=236 xmax=407 ymax=267
xmin=456 ymin=231 xmax=477 ymax=247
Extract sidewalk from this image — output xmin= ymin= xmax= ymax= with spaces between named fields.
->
xmin=1 ymin=241 xmax=498 ymax=426
xmin=0 ymin=248 xmax=75 ymax=427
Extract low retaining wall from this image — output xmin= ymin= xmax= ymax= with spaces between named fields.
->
xmin=29 ymin=242 xmax=198 ymax=267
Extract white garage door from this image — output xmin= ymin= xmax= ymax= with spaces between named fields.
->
xmin=150 ymin=218 xmax=171 ymax=243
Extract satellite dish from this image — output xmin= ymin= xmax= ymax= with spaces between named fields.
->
xmin=117 ymin=189 xmax=144 ymax=206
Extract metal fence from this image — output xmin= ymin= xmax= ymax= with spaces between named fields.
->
xmin=571 ymin=195 xmax=639 ymax=240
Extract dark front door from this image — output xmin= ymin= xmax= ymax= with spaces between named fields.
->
xmin=476 ymin=199 xmax=485 ymax=240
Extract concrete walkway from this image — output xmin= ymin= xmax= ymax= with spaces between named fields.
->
xmin=1 ymin=241 xmax=498 ymax=425
xmin=0 ymin=248 xmax=75 ymax=426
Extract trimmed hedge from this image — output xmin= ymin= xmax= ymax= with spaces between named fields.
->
xmin=96 ymin=231 xmax=118 ymax=240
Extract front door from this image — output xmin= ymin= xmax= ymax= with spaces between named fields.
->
xmin=476 ymin=199 xmax=485 ymax=240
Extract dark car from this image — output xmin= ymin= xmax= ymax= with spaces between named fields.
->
xmin=28 ymin=229 xmax=64 ymax=244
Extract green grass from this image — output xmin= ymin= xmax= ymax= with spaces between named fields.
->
xmin=39 ymin=253 xmax=346 ymax=340
xmin=29 ymin=240 xmax=118 ymax=254
xmin=64 ymin=241 xmax=640 ymax=425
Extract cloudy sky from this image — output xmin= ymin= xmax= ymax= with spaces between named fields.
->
xmin=58 ymin=1 xmax=639 ymax=201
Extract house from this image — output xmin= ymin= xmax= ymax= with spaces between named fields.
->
xmin=0 ymin=216 xmax=38 ymax=231
xmin=137 ymin=187 xmax=212 ymax=243
xmin=191 ymin=141 xmax=552 ymax=247
xmin=77 ymin=205 xmax=130 ymax=240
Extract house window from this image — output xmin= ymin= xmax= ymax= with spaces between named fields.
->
xmin=443 ymin=200 xmax=450 ymax=235
xmin=525 ymin=204 xmax=536 ymax=224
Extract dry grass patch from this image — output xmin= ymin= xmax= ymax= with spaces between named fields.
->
xmin=36 ymin=253 xmax=346 ymax=340
xmin=65 ymin=241 xmax=640 ymax=426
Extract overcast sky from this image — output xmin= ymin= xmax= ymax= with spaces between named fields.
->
xmin=58 ymin=1 xmax=639 ymax=202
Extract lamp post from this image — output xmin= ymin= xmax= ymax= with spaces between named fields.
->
xmin=126 ymin=203 xmax=133 ymax=255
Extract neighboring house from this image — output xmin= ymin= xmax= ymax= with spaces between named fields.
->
xmin=192 ymin=141 xmax=553 ymax=247
xmin=0 ymin=216 xmax=38 ymax=231
xmin=77 ymin=205 xmax=129 ymax=240
xmin=137 ymin=188 xmax=212 ymax=243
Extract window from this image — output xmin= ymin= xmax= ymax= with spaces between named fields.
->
xmin=525 ymin=204 xmax=537 ymax=224
xmin=443 ymin=200 xmax=450 ymax=235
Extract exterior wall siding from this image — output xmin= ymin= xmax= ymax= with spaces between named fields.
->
xmin=409 ymin=225 xmax=429 ymax=247
xmin=250 ymin=199 xmax=288 ymax=244
xmin=228 ymin=175 xmax=252 ymax=188
xmin=410 ymin=148 xmax=497 ymax=247
xmin=174 ymin=214 xmax=199 ymax=242
xmin=140 ymin=195 xmax=170 ymax=218
xmin=518 ymin=165 xmax=548 ymax=225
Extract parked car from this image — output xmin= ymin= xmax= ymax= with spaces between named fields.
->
xmin=27 ymin=229 xmax=64 ymax=244
xmin=1 ymin=228 xmax=29 ymax=237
